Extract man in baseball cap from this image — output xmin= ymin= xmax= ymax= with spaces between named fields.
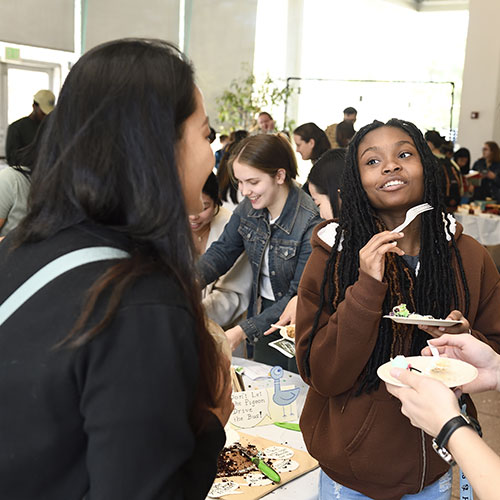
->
xmin=5 ymin=89 xmax=55 ymax=166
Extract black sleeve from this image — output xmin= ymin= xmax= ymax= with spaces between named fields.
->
xmin=5 ymin=124 xmax=22 ymax=166
xmin=180 ymin=413 xmax=225 ymax=499
xmin=74 ymin=303 xmax=223 ymax=500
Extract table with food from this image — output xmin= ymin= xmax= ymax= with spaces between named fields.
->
xmin=207 ymin=351 xmax=320 ymax=500
xmin=454 ymin=202 xmax=500 ymax=246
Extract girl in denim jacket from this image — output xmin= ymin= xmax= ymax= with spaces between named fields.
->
xmin=198 ymin=134 xmax=321 ymax=371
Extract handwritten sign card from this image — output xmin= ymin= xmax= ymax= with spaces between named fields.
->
xmin=229 ymin=386 xmax=298 ymax=428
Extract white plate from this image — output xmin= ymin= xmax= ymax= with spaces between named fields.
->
xmin=378 ymin=355 xmax=478 ymax=388
xmin=383 ymin=315 xmax=462 ymax=327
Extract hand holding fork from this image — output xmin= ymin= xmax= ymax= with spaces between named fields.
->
xmin=359 ymin=203 xmax=433 ymax=282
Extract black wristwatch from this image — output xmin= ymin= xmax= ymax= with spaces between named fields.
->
xmin=432 ymin=414 xmax=482 ymax=465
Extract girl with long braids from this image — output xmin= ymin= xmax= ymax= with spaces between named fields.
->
xmin=295 ymin=119 xmax=500 ymax=500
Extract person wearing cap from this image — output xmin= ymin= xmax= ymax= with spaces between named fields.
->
xmin=5 ymin=89 xmax=55 ymax=166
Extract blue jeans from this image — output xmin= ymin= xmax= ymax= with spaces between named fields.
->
xmin=319 ymin=469 xmax=452 ymax=500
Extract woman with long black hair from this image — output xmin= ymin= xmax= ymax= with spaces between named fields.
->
xmin=0 ymin=39 xmax=232 ymax=500
xmin=295 ymin=119 xmax=500 ymax=499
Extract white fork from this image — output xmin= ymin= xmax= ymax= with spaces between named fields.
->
xmin=391 ymin=203 xmax=434 ymax=233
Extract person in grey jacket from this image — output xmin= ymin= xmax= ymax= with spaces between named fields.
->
xmin=198 ymin=134 xmax=321 ymax=371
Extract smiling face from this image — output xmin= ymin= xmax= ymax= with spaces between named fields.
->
xmin=176 ymin=87 xmax=215 ymax=214
xmin=309 ymin=182 xmax=333 ymax=220
xmin=357 ymin=126 xmax=424 ymax=214
xmin=189 ymin=192 xmax=216 ymax=234
xmin=294 ymin=134 xmax=315 ymax=160
xmin=232 ymin=160 xmax=288 ymax=217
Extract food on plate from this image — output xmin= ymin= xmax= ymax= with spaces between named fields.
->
xmin=389 ymin=303 xmax=435 ymax=320
xmin=389 ymin=304 xmax=410 ymax=317
xmin=388 ymin=356 xmax=464 ymax=386
xmin=216 ymin=444 xmax=260 ymax=477
xmin=284 ymin=325 xmax=295 ymax=339
xmin=391 ymin=355 xmax=410 ymax=369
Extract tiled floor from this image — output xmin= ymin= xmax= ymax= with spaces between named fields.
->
xmin=450 ymin=390 xmax=500 ymax=499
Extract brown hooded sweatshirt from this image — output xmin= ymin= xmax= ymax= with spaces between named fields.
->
xmin=296 ymin=220 xmax=500 ymax=500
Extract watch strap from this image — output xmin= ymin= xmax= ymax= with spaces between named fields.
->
xmin=432 ymin=414 xmax=481 ymax=465
xmin=434 ymin=415 xmax=472 ymax=450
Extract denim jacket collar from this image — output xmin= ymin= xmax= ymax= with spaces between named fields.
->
xmin=246 ymin=184 xmax=300 ymax=235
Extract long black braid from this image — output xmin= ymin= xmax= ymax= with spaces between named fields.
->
xmin=303 ymin=119 xmax=470 ymax=394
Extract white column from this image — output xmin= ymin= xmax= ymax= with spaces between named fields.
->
xmin=187 ymin=0 xmax=259 ymax=124
xmin=84 ymin=0 xmax=180 ymax=51
xmin=284 ymin=0 xmax=304 ymax=130
xmin=458 ymin=0 xmax=500 ymax=160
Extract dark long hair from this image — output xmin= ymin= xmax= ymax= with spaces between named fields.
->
xmin=217 ymin=130 xmax=248 ymax=204
xmin=453 ymin=147 xmax=470 ymax=175
xmin=293 ymin=122 xmax=331 ymax=161
xmin=203 ymin=172 xmax=222 ymax=207
xmin=14 ymin=38 xmax=223 ymax=431
xmin=336 ymin=120 xmax=356 ymax=148
xmin=307 ymin=148 xmax=346 ymax=218
xmin=303 ymin=119 xmax=470 ymax=393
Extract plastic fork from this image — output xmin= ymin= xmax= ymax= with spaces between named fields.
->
xmin=427 ymin=340 xmax=440 ymax=359
xmin=391 ymin=203 xmax=434 ymax=233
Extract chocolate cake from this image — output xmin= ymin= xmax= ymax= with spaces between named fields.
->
xmin=216 ymin=444 xmax=275 ymax=478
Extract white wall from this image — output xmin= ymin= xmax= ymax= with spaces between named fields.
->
xmin=84 ymin=0 xmax=180 ymax=50
xmin=187 ymin=0 xmax=258 ymax=124
xmin=82 ymin=0 xmax=258 ymax=126
xmin=457 ymin=0 xmax=500 ymax=160
xmin=0 ymin=0 xmax=74 ymax=52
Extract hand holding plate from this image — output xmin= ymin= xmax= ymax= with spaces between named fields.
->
xmin=418 ymin=310 xmax=469 ymax=337
xmin=385 ymin=368 xmax=461 ymax=438
xmin=422 ymin=334 xmax=500 ymax=394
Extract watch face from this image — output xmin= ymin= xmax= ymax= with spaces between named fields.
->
xmin=432 ymin=440 xmax=456 ymax=466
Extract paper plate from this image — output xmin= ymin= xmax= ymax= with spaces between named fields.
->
xmin=378 ymin=356 xmax=478 ymax=388
xmin=383 ymin=315 xmax=462 ymax=327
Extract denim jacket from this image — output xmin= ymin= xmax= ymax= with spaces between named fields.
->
xmin=198 ymin=184 xmax=321 ymax=342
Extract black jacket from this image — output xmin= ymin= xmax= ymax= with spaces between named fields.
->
xmin=0 ymin=223 xmax=224 ymax=499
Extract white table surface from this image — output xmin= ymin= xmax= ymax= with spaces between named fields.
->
xmin=221 ymin=357 xmax=320 ymax=500
xmin=455 ymin=212 xmax=500 ymax=246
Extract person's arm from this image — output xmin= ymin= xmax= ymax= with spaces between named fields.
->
xmin=237 ymin=215 xmax=318 ymax=343
xmin=197 ymin=211 xmax=245 ymax=287
xmin=5 ymin=124 xmax=22 ymax=166
xmin=421 ymin=334 xmax=500 ymax=394
xmin=386 ymin=367 xmax=500 ymax=500
xmin=263 ymin=295 xmax=297 ymax=336
xmin=295 ymin=230 xmax=405 ymax=395
xmin=447 ymin=426 xmax=500 ymax=500
xmin=488 ymin=164 xmax=500 ymax=187
xmin=75 ymin=303 xmax=229 ymax=500
xmin=202 ymin=252 xmax=252 ymax=328
xmin=0 ymin=169 xmax=16 ymax=226
xmin=296 ymin=230 xmax=406 ymax=395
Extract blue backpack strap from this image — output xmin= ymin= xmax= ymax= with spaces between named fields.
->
xmin=0 ymin=246 xmax=130 ymax=327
